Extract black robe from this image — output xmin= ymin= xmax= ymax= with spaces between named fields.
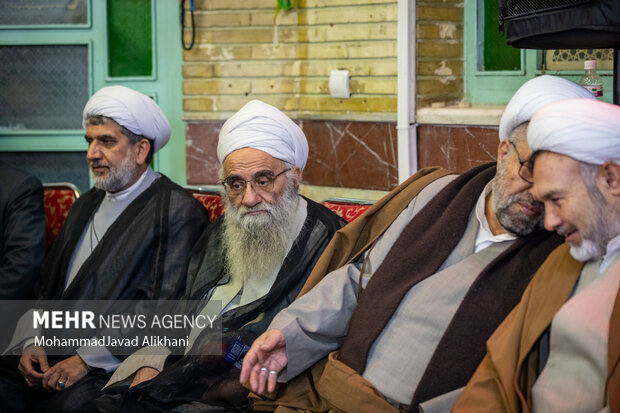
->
xmin=35 ymin=175 xmax=209 ymax=303
xmin=0 ymin=175 xmax=210 ymax=413
xmin=87 ymin=197 xmax=346 ymax=413
xmin=0 ymin=161 xmax=46 ymax=299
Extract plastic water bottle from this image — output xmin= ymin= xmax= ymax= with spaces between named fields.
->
xmin=580 ymin=60 xmax=603 ymax=100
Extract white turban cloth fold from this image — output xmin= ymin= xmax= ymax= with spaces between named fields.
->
xmin=499 ymin=75 xmax=595 ymax=141
xmin=528 ymin=98 xmax=620 ymax=165
xmin=217 ymin=100 xmax=308 ymax=169
xmin=82 ymin=86 xmax=171 ymax=153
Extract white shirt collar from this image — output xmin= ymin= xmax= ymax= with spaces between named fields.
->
xmin=600 ymin=233 xmax=620 ymax=273
xmin=474 ymin=182 xmax=518 ymax=253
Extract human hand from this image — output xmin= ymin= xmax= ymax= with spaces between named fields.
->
xmin=18 ymin=345 xmax=49 ymax=387
xmin=129 ymin=366 xmax=160 ymax=388
xmin=41 ymin=354 xmax=90 ymax=392
xmin=240 ymin=329 xmax=287 ymax=394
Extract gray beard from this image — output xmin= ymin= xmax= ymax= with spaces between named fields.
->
xmin=562 ymin=198 xmax=619 ymax=262
xmin=222 ymin=179 xmax=301 ymax=285
xmin=491 ymin=160 xmax=544 ymax=237
xmin=90 ymin=149 xmax=139 ymax=193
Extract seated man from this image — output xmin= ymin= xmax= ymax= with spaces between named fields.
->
xmin=453 ymin=98 xmax=620 ymax=412
xmin=0 ymin=86 xmax=210 ymax=412
xmin=241 ymin=76 xmax=595 ymax=412
xmin=0 ymin=160 xmax=46 ymax=299
xmin=80 ymin=100 xmax=346 ymax=412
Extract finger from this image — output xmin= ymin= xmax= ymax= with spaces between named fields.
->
xmin=267 ymin=369 xmax=279 ymax=393
xmin=44 ymin=369 xmax=60 ymax=392
xmin=20 ymin=365 xmax=43 ymax=384
xmin=257 ymin=367 xmax=269 ymax=395
xmin=18 ymin=357 xmax=33 ymax=376
xmin=65 ymin=372 xmax=78 ymax=388
xmin=240 ymin=348 xmax=257 ymax=383
xmin=26 ymin=371 xmax=44 ymax=384
xmin=38 ymin=355 xmax=50 ymax=373
xmin=56 ymin=376 xmax=67 ymax=391
xmin=249 ymin=363 xmax=263 ymax=393
xmin=22 ymin=359 xmax=44 ymax=382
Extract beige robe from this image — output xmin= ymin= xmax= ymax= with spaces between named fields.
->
xmin=453 ymin=244 xmax=620 ymax=413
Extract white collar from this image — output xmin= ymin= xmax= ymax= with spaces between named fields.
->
xmin=474 ymin=182 xmax=518 ymax=252
xmin=600 ymin=233 xmax=620 ymax=273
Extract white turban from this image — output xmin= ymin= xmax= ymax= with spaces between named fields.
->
xmin=499 ymin=75 xmax=595 ymax=141
xmin=528 ymin=98 xmax=620 ymax=165
xmin=217 ymin=100 xmax=308 ymax=169
xmin=82 ymin=86 xmax=171 ymax=153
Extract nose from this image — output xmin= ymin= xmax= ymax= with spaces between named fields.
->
xmin=241 ymin=183 xmax=262 ymax=208
xmin=86 ymin=141 xmax=101 ymax=161
xmin=543 ymin=205 xmax=562 ymax=232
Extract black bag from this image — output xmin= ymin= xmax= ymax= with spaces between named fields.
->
xmin=499 ymin=0 xmax=620 ymax=49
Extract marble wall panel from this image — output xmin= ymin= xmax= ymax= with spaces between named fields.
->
xmin=186 ymin=120 xmax=399 ymax=191
xmin=417 ymin=125 xmax=500 ymax=173
xmin=301 ymin=120 xmax=399 ymax=191
xmin=186 ymin=121 xmax=222 ymax=185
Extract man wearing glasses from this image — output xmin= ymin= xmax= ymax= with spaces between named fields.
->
xmin=241 ymin=76 xmax=595 ymax=413
xmin=76 ymin=100 xmax=346 ymax=413
xmin=455 ymin=98 xmax=620 ymax=413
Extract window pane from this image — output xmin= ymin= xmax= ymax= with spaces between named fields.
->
xmin=0 ymin=45 xmax=89 ymax=130
xmin=544 ymin=48 xmax=613 ymax=71
xmin=481 ymin=0 xmax=520 ymax=71
xmin=0 ymin=0 xmax=88 ymax=25
xmin=107 ymin=0 xmax=152 ymax=77
xmin=0 ymin=152 xmax=89 ymax=193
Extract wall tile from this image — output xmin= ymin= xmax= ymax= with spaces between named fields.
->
xmin=186 ymin=122 xmax=222 ymax=185
xmin=186 ymin=119 xmax=398 ymax=190
xmin=417 ymin=124 xmax=499 ymax=173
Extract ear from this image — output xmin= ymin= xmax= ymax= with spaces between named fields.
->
xmin=135 ymin=139 xmax=151 ymax=166
xmin=599 ymin=161 xmax=620 ymax=196
xmin=496 ymin=140 xmax=511 ymax=166
xmin=292 ymin=166 xmax=303 ymax=182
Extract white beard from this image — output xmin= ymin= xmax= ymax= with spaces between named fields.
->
xmin=569 ymin=239 xmax=606 ymax=262
xmin=221 ymin=179 xmax=301 ymax=289
xmin=562 ymin=191 xmax=620 ymax=262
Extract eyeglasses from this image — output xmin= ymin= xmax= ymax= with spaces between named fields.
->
xmin=221 ymin=168 xmax=290 ymax=197
xmin=508 ymin=140 xmax=533 ymax=184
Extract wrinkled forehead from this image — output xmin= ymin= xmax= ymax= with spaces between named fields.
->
xmin=222 ymin=147 xmax=285 ymax=177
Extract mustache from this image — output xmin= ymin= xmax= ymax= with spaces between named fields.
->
xmin=555 ymin=225 xmax=576 ymax=237
xmin=237 ymin=203 xmax=273 ymax=216
xmin=514 ymin=194 xmax=543 ymax=212
xmin=89 ymin=160 xmax=109 ymax=169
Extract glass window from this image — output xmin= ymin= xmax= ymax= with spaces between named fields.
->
xmin=0 ymin=0 xmax=88 ymax=26
xmin=544 ymin=48 xmax=613 ymax=71
xmin=466 ymin=0 xmax=614 ymax=104
xmin=0 ymin=152 xmax=89 ymax=192
xmin=480 ymin=0 xmax=520 ymax=71
xmin=0 ymin=45 xmax=89 ymax=131
xmin=107 ymin=0 xmax=153 ymax=77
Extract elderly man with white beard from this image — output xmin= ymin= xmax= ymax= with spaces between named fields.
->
xmin=453 ymin=98 xmax=620 ymax=413
xmin=0 ymin=86 xmax=209 ymax=413
xmin=75 ymin=100 xmax=346 ymax=413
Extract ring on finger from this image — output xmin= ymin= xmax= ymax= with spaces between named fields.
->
xmin=260 ymin=367 xmax=268 ymax=372
xmin=57 ymin=379 xmax=65 ymax=389
xmin=269 ymin=370 xmax=278 ymax=375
